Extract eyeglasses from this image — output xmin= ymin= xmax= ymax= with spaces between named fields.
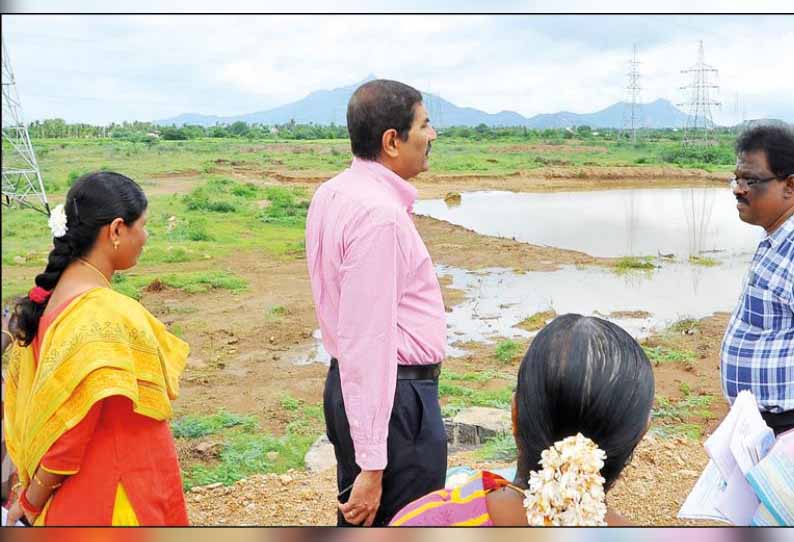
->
xmin=729 ymin=175 xmax=780 ymax=191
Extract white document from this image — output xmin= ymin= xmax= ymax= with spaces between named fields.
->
xmin=715 ymin=463 xmax=760 ymax=525
xmin=680 ymin=390 xmax=773 ymax=525
xmin=705 ymin=391 xmax=755 ymax=479
xmin=677 ymin=460 xmax=731 ymax=523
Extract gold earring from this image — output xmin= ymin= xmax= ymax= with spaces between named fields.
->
xmin=113 ymin=240 xmax=120 ymax=250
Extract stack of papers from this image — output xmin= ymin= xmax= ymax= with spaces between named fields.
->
xmin=678 ymin=391 xmax=776 ymax=525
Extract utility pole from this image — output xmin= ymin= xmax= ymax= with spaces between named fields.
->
xmin=679 ymin=40 xmax=720 ymax=146
xmin=2 ymin=37 xmax=50 ymax=215
xmin=621 ymin=44 xmax=642 ymax=144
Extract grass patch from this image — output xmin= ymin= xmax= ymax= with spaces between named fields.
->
xmin=516 ymin=309 xmax=556 ymax=332
xmin=111 ymin=271 xmax=247 ymax=299
xmin=157 ymin=271 xmax=247 ymax=294
xmin=494 ymin=339 xmax=521 ymax=363
xmin=476 ymin=433 xmax=517 ymax=461
xmin=689 ymin=255 xmax=720 ymax=267
xmin=182 ymin=178 xmax=256 ymax=213
xmin=642 ymin=345 xmax=696 ymax=367
xmin=670 ymin=318 xmax=700 ymax=334
xmin=438 ymin=378 xmax=513 ymax=410
xmin=258 ymin=187 xmax=309 ymax=226
xmin=442 ymin=369 xmax=502 ymax=383
xmin=653 ymin=394 xmax=714 ymax=423
xmin=268 ymin=305 xmax=287 ymax=318
xmin=182 ymin=430 xmax=316 ymax=490
xmin=179 ymin=402 xmax=325 ymax=490
xmin=140 ymin=246 xmax=199 ymax=265
xmin=651 ymin=423 xmax=704 ymax=440
xmin=280 ymin=394 xmax=302 ymax=411
xmin=171 ymin=411 xmax=258 ymax=439
xmin=613 ymin=256 xmax=656 ymax=273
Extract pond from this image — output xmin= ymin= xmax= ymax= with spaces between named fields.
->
xmin=297 ymin=187 xmax=764 ymax=363
xmin=413 ymin=188 xmax=763 ymax=258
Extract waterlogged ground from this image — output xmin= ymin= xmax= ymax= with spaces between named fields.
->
xmin=1 ymin=137 xmax=740 ymax=525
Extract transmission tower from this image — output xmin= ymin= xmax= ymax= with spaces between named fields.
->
xmin=679 ymin=40 xmax=721 ymax=146
xmin=2 ymin=37 xmax=50 ymax=215
xmin=621 ymin=44 xmax=642 ymax=144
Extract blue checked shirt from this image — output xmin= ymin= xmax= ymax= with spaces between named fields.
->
xmin=721 ymin=213 xmax=794 ymax=413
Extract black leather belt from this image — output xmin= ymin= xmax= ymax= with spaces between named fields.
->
xmin=330 ymin=358 xmax=441 ymax=380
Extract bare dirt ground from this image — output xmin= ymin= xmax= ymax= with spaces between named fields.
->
xmin=3 ymin=166 xmax=732 ymax=526
xmin=185 ymin=434 xmax=716 ymax=527
xmin=166 ymin=169 xmax=735 ymax=526
xmin=247 ymin=164 xmax=726 ymax=199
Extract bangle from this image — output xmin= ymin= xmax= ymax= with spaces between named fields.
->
xmin=33 ymin=472 xmax=62 ymax=490
xmin=19 ymin=490 xmax=43 ymax=517
xmin=2 ymin=329 xmax=14 ymax=342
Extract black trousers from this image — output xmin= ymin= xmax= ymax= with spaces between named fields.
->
xmin=323 ymin=362 xmax=447 ymax=527
xmin=761 ymin=409 xmax=794 ymax=436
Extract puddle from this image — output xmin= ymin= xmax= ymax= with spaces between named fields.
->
xmin=297 ymin=187 xmax=762 ymax=363
xmin=293 ymin=328 xmax=331 ymax=366
xmin=414 ymin=188 xmax=763 ymax=258
xmin=298 ymin=255 xmax=747 ymax=362
xmin=439 ymin=259 xmax=748 ymax=346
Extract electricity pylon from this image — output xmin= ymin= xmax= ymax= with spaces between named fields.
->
xmin=621 ymin=44 xmax=642 ymax=144
xmin=679 ymin=40 xmax=720 ymax=147
xmin=2 ymin=37 xmax=50 ymax=215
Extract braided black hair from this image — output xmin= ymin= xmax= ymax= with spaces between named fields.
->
xmin=12 ymin=171 xmax=147 ymax=345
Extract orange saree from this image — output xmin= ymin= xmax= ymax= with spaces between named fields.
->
xmin=4 ymin=287 xmax=189 ymax=526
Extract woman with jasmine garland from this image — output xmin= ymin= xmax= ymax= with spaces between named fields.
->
xmin=390 ymin=314 xmax=655 ymax=526
xmin=3 ymin=172 xmax=189 ymax=526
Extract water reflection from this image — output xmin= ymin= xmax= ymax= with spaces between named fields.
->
xmin=414 ymin=188 xmax=762 ymax=258
xmin=438 ymin=259 xmax=748 ymax=348
xmin=297 ymin=257 xmax=749 ymax=363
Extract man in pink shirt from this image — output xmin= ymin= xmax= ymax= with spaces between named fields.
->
xmin=306 ymin=79 xmax=447 ymax=527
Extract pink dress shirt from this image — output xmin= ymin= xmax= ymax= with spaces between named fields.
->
xmin=306 ymin=158 xmax=447 ymax=470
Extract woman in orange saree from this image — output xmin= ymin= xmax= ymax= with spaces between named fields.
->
xmin=4 ymin=172 xmax=189 ymax=526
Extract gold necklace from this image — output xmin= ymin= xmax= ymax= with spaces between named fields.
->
xmin=79 ymin=258 xmax=112 ymax=288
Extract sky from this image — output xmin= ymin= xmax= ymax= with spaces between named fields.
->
xmin=3 ymin=2 xmax=793 ymax=126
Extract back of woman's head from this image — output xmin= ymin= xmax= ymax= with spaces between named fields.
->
xmin=514 ymin=313 xmax=654 ymax=490
xmin=12 ymin=171 xmax=147 ymax=346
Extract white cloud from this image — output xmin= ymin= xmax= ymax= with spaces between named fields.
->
xmin=3 ymin=13 xmax=793 ymax=124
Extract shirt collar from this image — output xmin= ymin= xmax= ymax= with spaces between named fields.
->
xmin=350 ymin=157 xmax=418 ymax=211
xmin=764 ymin=211 xmax=794 ymax=249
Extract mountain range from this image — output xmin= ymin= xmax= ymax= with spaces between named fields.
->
xmin=155 ymin=75 xmax=692 ymax=129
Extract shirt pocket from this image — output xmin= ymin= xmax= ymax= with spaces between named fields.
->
xmin=741 ymin=283 xmax=788 ymax=330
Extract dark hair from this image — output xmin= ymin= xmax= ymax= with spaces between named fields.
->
xmin=736 ymin=124 xmax=794 ymax=179
xmin=346 ymin=79 xmax=423 ymax=160
xmin=514 ymin=314 xmax=655 ymax=491
xmin=12 ymin=171 xmax=147 ymax=346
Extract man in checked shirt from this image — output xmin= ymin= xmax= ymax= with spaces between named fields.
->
xmin=721 ymin=124 xmax=794 ymax=435
xmin=306 ymin=79 xmax=446 ymax=526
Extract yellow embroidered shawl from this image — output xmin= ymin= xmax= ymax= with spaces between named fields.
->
xmin=3 ymin=287 xmax=188 ymax=485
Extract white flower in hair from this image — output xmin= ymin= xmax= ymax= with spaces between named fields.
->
xmin=48 ymin=204 xmax=69 ymax=238
xmin=523 ymin=433 xmax=608 ymax=526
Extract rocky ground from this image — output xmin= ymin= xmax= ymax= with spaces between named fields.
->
xmin=185 ymin=433 xmax=717 ymax=527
